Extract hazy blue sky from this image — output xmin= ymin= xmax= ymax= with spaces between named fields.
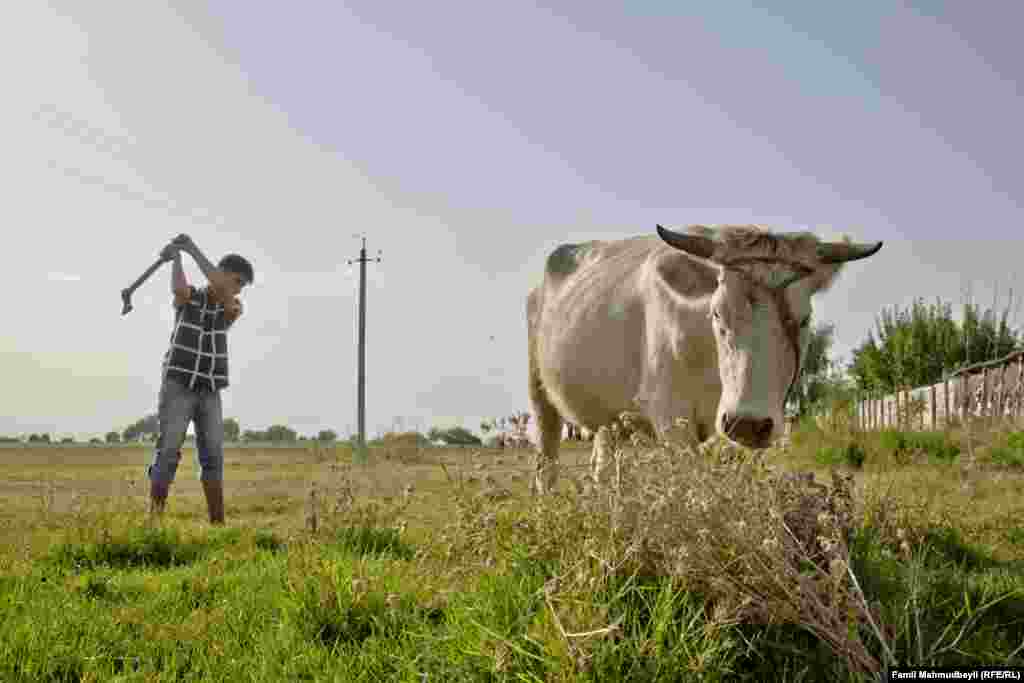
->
xmin=2 ymin=2 xmax=1021 ymax=441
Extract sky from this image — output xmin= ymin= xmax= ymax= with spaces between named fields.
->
xmin=1 ymin=1 xmax=1021 ymax=442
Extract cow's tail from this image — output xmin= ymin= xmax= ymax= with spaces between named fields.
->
xmin=527 ymin=288 xmax=563 ymax=495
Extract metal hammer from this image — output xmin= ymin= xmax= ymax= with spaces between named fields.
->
xmin=121 ymin=257 xmax=169 ymax=316
xmin=121 ymin=240 xmax=185 ymax=315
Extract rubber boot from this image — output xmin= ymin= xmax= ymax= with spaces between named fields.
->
xmin=202 ymin=479 xmax=225 ymax=525
xmin=149 ymin=481 xmax=170 ymax=522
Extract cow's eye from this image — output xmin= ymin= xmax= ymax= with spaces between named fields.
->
xmin=800 ymin=316 xmax=811 ymax=328
xmin=712 ymin=309 xmax=721 ymax=322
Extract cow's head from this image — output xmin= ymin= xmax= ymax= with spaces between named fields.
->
xmin=656 ymin=224 xmax=882 ymax=448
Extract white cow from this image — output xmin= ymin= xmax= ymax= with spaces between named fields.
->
xmin=527 ymin=224 xmax=883 ymax=494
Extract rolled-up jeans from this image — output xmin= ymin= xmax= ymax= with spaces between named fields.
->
xmin=148 ymin=375 xmax=224 ymax=484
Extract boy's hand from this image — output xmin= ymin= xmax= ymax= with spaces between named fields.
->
xmin=171 ymin=233 xmax=197 ymax=255
xmin=225 ymin=297 xmax=243 ymax=318
xmin=159 ymin=243 xmax=180 ymax=262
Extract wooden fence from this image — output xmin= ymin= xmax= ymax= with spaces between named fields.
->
xmin=854 ymin=351 xmax=1024 ymax=431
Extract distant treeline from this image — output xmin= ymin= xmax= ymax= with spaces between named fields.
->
xmin=0 ymin=422 xmax=341 ymax=445
xmin=4 ymin=414 xmax=533 ymax=448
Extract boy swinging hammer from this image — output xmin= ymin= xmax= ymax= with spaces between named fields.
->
xmin=148 ymin=233 xmax=254 ymax=524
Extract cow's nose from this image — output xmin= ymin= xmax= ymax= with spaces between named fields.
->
xmin=721 ymin=414 xmax=775 ymax=448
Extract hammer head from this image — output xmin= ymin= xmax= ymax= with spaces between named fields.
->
xmin=121 ymin=288 xmax=134 ymax=315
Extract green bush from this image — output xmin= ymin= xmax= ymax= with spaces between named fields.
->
xmin=990 ymin=447 xmax=1024 ymax=469
xmin=878 ymin=429 xmax=959 ymax=462
xmin=815 ymin=442 xmax=866 ymax=469
xmin=989 ymin=431 xmax=1024 ymax=468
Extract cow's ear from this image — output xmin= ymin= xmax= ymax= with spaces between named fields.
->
xmin=652 ymin=249 xmax=717 ymax=298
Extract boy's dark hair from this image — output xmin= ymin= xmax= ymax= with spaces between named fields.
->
xmin=218 ymin=254 xmax=255 ymax=286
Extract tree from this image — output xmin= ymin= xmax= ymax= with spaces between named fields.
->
xmin=373 ymin=430 xmax=431 ymax=448
xmin=123 ymin=413 xmax=159 ymax=442
xmin=224 ymin=418 xmax=240 ymax=442
xmin=265 ymin=424 xmax=298 ymax=442
xmin=427 ymin=426 xmax=482 ymax=446
xmin=849 ymin=297 xmax=1021 ymax=395
xmin=28 ymin=433 xmax=51 ymax=443
xmin=317 ymin=429 xmax=338 ymax=442
xmin=242 ymin=429 xmax=262 ymax=442
xmin=105 ymin=431 xmax=121 ymax=444
xmin=787 ymin=322 xmax=836 ymax=418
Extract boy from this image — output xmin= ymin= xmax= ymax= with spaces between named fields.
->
xmin=148 ymin=233 xmax=254 ymax=524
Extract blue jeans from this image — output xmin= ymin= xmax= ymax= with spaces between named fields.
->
xmin=147 ymin=375 xmax=224 ymax=484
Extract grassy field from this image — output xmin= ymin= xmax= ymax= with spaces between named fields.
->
xmin=2 ymin=421 xmax=1024 ymax=681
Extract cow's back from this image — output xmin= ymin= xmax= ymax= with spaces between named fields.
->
xmin=531 ymin=236 xmax=675 ymax=428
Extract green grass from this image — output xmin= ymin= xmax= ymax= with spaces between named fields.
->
xmin=878 ymin=429 xmax=961 ymax=463
xmin=988 ymin=431 xmax=1024 ymax=469
xmin=815 ymin=442 xmax=867 ymax=469
xmin=2 ymin=437 xmax=1024 ymax=681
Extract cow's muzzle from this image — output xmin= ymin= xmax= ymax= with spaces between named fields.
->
xmin=720 ymin=413 xmax=775 ymax=449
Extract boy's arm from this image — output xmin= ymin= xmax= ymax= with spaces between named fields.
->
xmin=167 ymin=247 xmax=191 ymax=307
xmin=174 ymin=235 xmax=233 ymax=300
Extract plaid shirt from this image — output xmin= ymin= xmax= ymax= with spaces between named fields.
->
xmin=162 ymin=285 xmax=235 ymax=392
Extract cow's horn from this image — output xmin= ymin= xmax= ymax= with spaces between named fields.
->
xmin=816 ymin=240 xmax=883 ymax=264
xmin=656 ymin=224 xmax=718 ymax=259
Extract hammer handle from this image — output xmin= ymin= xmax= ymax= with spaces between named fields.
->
xmin=121 ymin=256 xmax=170 ymax=315
xmin=128 ymin=257 xmax=167 ymax=293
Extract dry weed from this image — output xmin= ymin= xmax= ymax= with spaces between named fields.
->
xmin=433 ymin=416 xmax=899 ymax=677
xmin=304 ymin=461 xmax=412 ymax=540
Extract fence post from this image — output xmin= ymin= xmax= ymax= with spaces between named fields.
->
xmin=903 ymin=387 xmax=909 ymax=430
xmin=944 ymin=377 xmax=950 ymax=429
xmin=897 ymin=387 xmax=902 ymax=430
xmin=1018 ymin=355 xmax=1024 ymax=423
xmin=981 ymin=367 xmax=990 ymax=425
xmin=998 ymin=361 xmax=1007 ymax=424
xmin=961 ymin=373 xmax=970 ymax=422
xmin=904 ymin=387 xmax=910 ymax=430
xmin=930 ymin=384 xmax=936 ymax=430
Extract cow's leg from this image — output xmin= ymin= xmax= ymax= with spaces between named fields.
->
xmin=529 ymin=385 xmax=563 ymax=495
xmin=589 ymin=425 xmax=615 ymax=488
xmin=528 ymin=358 xmax=563 ymax=496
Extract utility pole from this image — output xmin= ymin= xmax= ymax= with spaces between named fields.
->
xmin=347 ymin=235 xmax=382 ymax=463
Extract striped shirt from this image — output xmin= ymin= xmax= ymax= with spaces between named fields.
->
xmin=162 ymin=285 xmax=234 ymax=392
